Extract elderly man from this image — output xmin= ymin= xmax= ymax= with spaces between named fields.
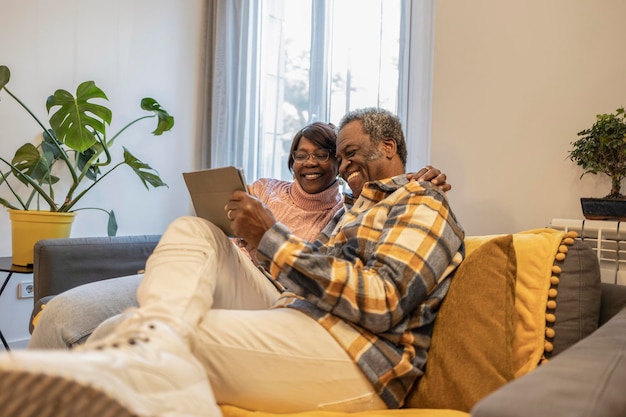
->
xmin=0 ymin=108 xmax=465 ymax=417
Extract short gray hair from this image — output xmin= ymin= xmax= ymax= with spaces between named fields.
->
xmin=337 ymin=107 xmax=407 ymax=167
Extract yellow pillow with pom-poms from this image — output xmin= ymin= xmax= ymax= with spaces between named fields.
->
xmin=408 ymin=228 xmax=581 ymax=411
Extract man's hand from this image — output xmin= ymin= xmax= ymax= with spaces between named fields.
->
xmin=225 ymin=190 xmax=277 ymax=250
xmin=408 ymin=165 xmax=451 ymax=192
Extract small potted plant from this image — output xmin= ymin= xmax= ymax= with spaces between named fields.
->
xmin=568 ymin=107 xmax=626 ymax=220
xmin=0 ymin=65 xmax=174 ymax=265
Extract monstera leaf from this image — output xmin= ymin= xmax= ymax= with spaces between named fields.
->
xmin=76 ymin=147 xmax=102 ymax=181
xmin=140 ymin=98 xmax=175 ymax=135
xmin=46 ymin=81 xmax=113 ymax=152
xmin=10 ymin=143 xmax=58 ymax=185
xmin=123 ymin=147 xmax=167 ymax=189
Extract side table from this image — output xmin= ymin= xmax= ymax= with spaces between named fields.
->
xmin=0 ymin=257 xmax=33 ymax=351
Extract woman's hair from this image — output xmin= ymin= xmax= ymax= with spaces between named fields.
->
xmin=288 ymin=122 xmax=337 ymax=172
xmin=337 ymin=107 xmax=407 ymax=167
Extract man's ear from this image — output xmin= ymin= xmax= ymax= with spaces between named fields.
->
xmin=381 ymin=138 xmax=397 ymax=159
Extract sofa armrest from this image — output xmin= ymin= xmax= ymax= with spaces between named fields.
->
xmin=471 ymin=307 xmax=626 ymax=417
xmin=600 ymin=282 xmax=626 ymax=325
xmin=32 ymin=235 xmax=161 ymax=302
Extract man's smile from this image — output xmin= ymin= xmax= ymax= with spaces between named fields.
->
xmin=346 ymin=171 xmax=360 ymax=182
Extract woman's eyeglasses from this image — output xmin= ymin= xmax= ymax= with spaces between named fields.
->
xmin=292 ymin=150 xmax=332 ymax=163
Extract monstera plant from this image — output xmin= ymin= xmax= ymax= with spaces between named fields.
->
xmin=0 ymin=65 xmax=174 ymax=236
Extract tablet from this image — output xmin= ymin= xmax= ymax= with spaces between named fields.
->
xmin=183 ymin=166 xmax=247 ymax=236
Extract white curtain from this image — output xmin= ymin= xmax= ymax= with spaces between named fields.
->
xmin=205 ymin=0 xmax=262 ymax=175
xmin=204 ymin=0 xmax=435 ymax=176
xmin=399 ymin=0 xmax=435 ymax=173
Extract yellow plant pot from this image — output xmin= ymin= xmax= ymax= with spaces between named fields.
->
xmin=8 ymin=210 xmax=76 ymax=266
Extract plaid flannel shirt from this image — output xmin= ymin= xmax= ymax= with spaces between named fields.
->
xmin=257 ymin=174 xmax=465 ymax=408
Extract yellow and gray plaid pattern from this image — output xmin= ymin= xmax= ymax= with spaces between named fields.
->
xmin=258 ymin=175 xmax=465 ymax=408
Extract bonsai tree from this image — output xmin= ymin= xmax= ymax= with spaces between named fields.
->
xmin=569 ymin=107 xmax=626 ymax=199
xmin=0 ymin=65 xmax=174 ymax=235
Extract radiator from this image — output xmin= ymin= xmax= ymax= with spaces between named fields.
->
xmin=550 ymin=218 xmax=626 ymax=285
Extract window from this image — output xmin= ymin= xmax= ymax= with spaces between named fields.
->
xmin=210 ymin=0 xmax=434 ymax=181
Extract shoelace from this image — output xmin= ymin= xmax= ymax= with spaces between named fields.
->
xmin=74 ymin=309 xmax=149 ymax=351
xmin=77 ymin=308 xmax=194 ymax=352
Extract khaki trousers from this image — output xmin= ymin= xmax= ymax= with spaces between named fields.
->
xmin=137 ymin=216 xmax=385 ymax=413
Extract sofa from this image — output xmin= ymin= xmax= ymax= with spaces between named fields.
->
xmin=29 ymin=228 xmax=626 ymax=417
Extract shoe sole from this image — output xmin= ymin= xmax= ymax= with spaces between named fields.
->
xmin=0 ymin=369 xmax=137 ymax=417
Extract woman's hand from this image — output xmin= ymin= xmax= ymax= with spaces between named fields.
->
xmin=408 ymin=165 xmax=451 ymax=192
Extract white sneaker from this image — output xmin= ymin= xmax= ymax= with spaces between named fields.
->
xmin=0 ymin=314 xmax=222 ymax=417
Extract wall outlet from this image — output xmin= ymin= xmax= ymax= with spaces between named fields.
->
xmin=17 ymin=281 xmax=34 ymax=299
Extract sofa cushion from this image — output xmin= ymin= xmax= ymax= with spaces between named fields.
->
xmin=508 ymin=228 xmax=567 ymax=376
xmin=29 ymin=295 xmax=55 ymax=333
xmin=599 ymin=282 xmax=626 ymax=325
xmin=546 ymin=239 xmax=601 ymax=357
xmin=406 ymin=235 xmax=517 ymax=411
xmin=471 ymin=308 xmax=626 ymax=417
xmin=220 ymin=405 xmax=469 ymax=417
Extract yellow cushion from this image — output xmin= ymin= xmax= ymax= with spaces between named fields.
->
xmin=31 ymin=303 xmax=46 ymax=328
xmin=220 ymin=405 xmax=468 ymax=417
xmin=509 ymin=228 xmax=565 ymax=376
xmin=406 ymin=235 xmax=517 ymax=411
xmin=443 ymin=228 xmax=570 ymax=376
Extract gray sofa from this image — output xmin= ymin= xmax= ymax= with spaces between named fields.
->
xmin=29 ymin=233 xmax=626 ymax=417
xmin=30 ymin=235 xmax=161 ymax=334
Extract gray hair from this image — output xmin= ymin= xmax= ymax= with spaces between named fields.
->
xmin=337 ymin=107 xmax=407 ymax=167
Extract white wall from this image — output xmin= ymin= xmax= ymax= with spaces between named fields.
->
xmin=0 ymin=0 xmax=205 ymax=347
xmin=431 ymin=0 xmax=626 ymax=236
